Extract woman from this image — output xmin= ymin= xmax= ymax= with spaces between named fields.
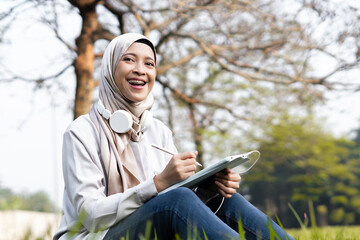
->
xmin=54 ymin=33 xmax=294 ymax=240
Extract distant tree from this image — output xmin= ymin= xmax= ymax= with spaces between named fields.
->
xmin=243 ymin=113 xmax=360 ymax=227
xmin=0 ymin=185 xmax=22 ymax=210
xmin=0 ymin=184 xmax=57 ymax=212
xmin=22 ymin=191 xmax=58 ymax=212
xmin=344 ymin=122 xmax=360 ymax=224
xmin=351 ymin=122 xmax=360 ymax=148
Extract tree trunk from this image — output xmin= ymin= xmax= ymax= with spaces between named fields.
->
xmin=71 ymin=1 xmax=98 ymax=119
xmin=188 ymin=103 xmax=204 ymax=167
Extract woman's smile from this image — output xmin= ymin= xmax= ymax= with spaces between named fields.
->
xmin=127 ymin=78 xmax=148 ymax=89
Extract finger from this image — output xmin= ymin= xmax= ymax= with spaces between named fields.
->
xmin=179 ymin=168 xmax=196 ymax=180
xmin=215 ymin=183 xmax=235 ymax=198
xmin=182 ymin=162 xmax=197 ymax=173
xmin=173 ymin=158 xmax=196 ymax=171
xmin=177 ymin=151 xmax=197 ymax=160
xmin=216 ymin=168 xmax=232 ymax=177
xmin=227 ymin=172 xmax=241 ymax=182
xmin=185 ymin=171 xmax=196 ymax=178
xmin=221 ymin=167 xmax=231 ymax=175
xmin=218 ymin=189 xmax=233 ymax=198
xmin=216 ymin=171 xmax=241 ymax=183
xmin=215 ymin=177 xmax=240 ymax=189
xmin=181 ymin=158 xmax=197 ymax=167
xmin=172 ymin=156 xmax=194 ymax=166
xmin=214 ymin=180 xmax=238 ymax=195
xmin=215 ymin=171 xmax=229 ymax=179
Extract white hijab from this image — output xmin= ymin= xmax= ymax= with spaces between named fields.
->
xmin=89 ymin=33 xmax=156 ymax=195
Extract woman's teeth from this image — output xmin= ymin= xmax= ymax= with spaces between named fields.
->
xmin=128 ymin=80 xmax=146 ymax=86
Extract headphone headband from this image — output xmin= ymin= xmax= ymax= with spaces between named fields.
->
xmin=96 ymin=100 xmax=111 ymax=119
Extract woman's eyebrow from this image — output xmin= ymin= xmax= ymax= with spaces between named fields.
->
xmin=122 ymin=53 xmax=136 ymax=57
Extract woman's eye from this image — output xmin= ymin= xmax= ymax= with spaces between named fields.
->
xmin=123 ymin=57 xmax=134 ymax=62
xmin=146 ymin=62 xmax=155 ymax=67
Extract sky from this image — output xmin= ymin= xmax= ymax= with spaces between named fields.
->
xmin=0 ymin=2 xmax=78 ymax=208
xmin=0 ymin=2 xmax=360 ymax=209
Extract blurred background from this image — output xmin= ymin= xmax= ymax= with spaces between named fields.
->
xmin=1 ymin=0 xmax=360 ymax=238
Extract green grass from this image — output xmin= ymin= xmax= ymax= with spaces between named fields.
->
xmin=287 ymin=226 xmax=360 ymax=240
xmin=22 ymin=199 xmax=360 ymax=240
xmin=285 ymin=200 xmax=360 ymax=240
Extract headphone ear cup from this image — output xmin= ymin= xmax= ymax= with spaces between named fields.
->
xmin=139 ymin=110 xmax=153 ymax=132
xmin=109 ymin=110 xmax=133 ymax=133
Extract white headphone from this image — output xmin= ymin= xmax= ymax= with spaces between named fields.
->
xmin=96 ymin=99 xmax=152 ymax=134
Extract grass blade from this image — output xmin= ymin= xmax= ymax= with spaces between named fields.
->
xmin=288 ymin=203 xmax=306 ymax=230
xmin=238 ymin=217 xmax=246 ymax=240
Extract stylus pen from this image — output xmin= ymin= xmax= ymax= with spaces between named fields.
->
xmin=151 ymin=144 xmax=202 ymax=167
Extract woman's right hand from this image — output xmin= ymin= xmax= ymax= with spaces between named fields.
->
xmin=154 ymin=151 xmax=198 ymax=192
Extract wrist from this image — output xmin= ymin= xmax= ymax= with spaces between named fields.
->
xmin=153 ymin=175 xmax=167 ymax=193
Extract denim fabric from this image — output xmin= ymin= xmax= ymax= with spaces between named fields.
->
xmin=104 ymin=187 xmax=294 ymax=240
xmin=207 ymin=193 xmax=294 ymax=240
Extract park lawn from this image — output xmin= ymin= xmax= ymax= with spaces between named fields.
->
xmin=286 ymin=226 xmax=360 ymax=240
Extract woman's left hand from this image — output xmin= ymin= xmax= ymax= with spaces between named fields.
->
xmin=214 ymin=168 xmax=241 ymax=198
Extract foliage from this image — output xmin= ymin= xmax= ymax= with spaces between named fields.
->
xmin=0 ymin=184 xmax=57 ymax=212
xmin=243 ymin=114 xmax=360 ymax=227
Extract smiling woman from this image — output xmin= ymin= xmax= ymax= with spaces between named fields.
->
xmin=54 ymin=33 xmax=294 ymax=240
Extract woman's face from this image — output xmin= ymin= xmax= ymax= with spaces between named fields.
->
xmin=114 ymin=42 xmax=156 ymax=103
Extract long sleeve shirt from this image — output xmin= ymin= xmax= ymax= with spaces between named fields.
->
xmin=54 ymin=114 xmax=176 ymax=240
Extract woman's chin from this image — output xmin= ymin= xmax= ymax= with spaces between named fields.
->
xmin=127 ymin=94 xmax=148 ymax=103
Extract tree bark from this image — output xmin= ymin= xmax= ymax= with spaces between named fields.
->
xmin=188 ymin=103 xmax=204 ymax=167
xmin=71 ymin=1 xmax=99 ymax=118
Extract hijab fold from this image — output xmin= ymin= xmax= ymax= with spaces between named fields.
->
xmin=89 ymin=33 xmax=156 ymax=195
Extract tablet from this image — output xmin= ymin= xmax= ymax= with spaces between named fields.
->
xmin=160 ymin=151 xmax=260 ymax=194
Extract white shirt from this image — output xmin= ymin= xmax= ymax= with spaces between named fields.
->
xmin=54 ymin=114 xmax=176 ymax=240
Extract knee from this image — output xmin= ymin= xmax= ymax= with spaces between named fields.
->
xmin=160 ymin=187 xmax=210 ymax=219
xmin=164 ymin=187 xmax=200 ymax=207
xmin=230 ymin=192 xmax=250 ymax=205
xmin=220 ymin=193 xmax=251 ymax=213
xmin=166 ymin=187 xmax=197 ymax=199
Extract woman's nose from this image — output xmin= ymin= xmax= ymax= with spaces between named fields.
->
xmin=133 ymin=62 xmax=145 ymax=75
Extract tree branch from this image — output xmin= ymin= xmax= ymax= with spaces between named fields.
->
xmin=157 ymin=49 xmax=203 ymax=75
xmin=157 ymin=76 xmax=251 ymax=122
xmin=0 ymin=63 xmax=73 ymax=85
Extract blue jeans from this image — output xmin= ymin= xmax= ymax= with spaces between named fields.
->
xmin=104 ymin=187 xmax=294 ymax=240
